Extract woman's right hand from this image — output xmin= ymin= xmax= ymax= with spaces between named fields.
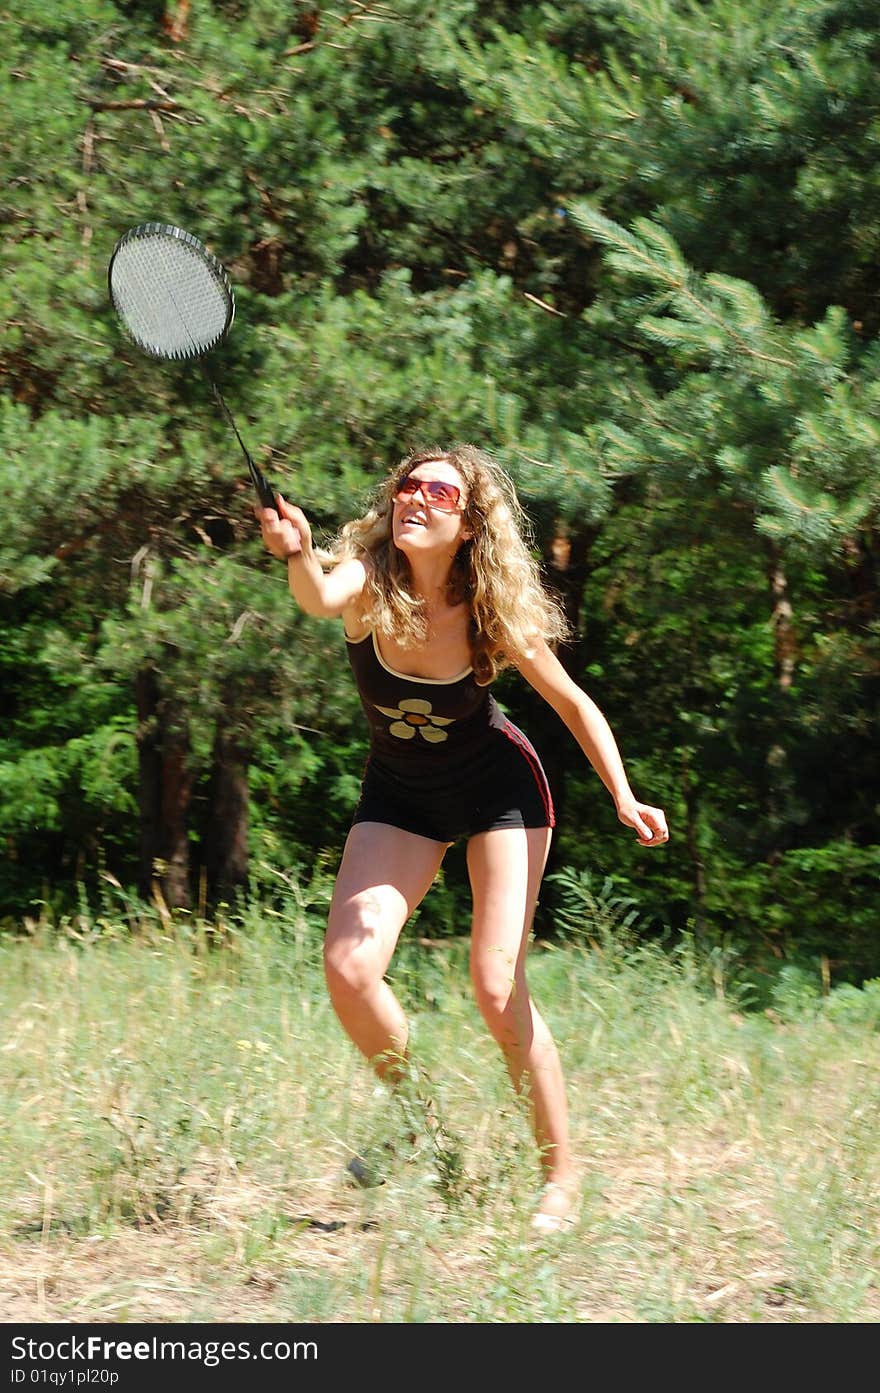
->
xmin=255 ymin=496 xmax=312 ymax=561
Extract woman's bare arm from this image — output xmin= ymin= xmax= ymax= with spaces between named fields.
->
xmin=256 ymin=498 xmax=367 ymax=619
xmin=514 ymin=639 xmax=669 ymax=846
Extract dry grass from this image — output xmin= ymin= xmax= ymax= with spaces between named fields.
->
xmin=1 ymin=915 xmax=878 ymax=1324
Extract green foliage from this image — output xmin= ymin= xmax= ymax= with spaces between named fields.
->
xmin=0 ymin=0 xmax=878 ymax=982
xmin=545 ymin=865 xmax=649 ymax=950
xmin=769 ymin=962 xmax=823 ymax=1022
xmin=823 ymin=978 xmax=880 ymax=1031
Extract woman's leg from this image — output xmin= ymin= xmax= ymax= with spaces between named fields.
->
xmin=324 ymin=820 xmax=448 ymax=1083
xmin=467 ymin=826 xmax=576 ymax=1210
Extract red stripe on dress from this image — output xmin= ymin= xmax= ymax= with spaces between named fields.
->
xmin=501 ymin=719 xmax=556 ymax=827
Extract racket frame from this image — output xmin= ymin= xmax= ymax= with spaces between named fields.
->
xmin=108 ymin=221 xmax=279 ymax=511
xmin=108 ymin=221 xmax=235 ymax=360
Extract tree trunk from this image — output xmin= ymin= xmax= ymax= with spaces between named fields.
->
xmin=134 ymin=666 xmax=193 ymax=909
xmin=159 ymin=705 xmax=194 ymax=909
xmin=769 ymin=549 xmax=796 ymax=693
xmin=204 ymin=716 xmax=250 ymax=907
xmin=765 ymin=545 xmax=796 ymax=869
xmin=680 ymin=746 xmax=707 ymax=936
xmin=135 ymin=666 xmax=161 ymax=901
xmin=162 ymin=1 xmax=190 ymax=43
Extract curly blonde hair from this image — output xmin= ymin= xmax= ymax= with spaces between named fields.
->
xmin=330 ymin=444 xmax=569 ymax=684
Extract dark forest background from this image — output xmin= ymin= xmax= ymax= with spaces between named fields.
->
xmin=2 ymin=0 xmax=878 ymax=987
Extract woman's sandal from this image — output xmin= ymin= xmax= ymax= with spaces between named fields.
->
xmin=530 ymin=1180 xmax=578 ymax=1234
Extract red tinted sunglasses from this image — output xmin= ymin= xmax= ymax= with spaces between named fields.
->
xmin=394 ymin=476 xmax=463 ymax=513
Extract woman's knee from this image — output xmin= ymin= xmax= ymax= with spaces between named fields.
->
xmin=471 ymin=957 xmax=522 ymax=1032
xmin=324 ymin=901 xmax=389 ymax=999
xmin=324 ymin=942 xmax=380 ymax=1000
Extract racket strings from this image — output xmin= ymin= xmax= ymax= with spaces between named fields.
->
xmin=111 ymin=234 xmax=230 ymax=359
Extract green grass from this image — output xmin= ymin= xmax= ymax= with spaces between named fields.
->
xmin=0 ymin=901 xmax=878 ymax=1323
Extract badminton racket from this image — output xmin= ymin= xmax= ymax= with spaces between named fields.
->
xmin=108 ymin=221 xmax=279 ymax=510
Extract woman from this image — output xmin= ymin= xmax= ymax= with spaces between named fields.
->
xmin=257 ymin=444 xmax=668 ymax=1232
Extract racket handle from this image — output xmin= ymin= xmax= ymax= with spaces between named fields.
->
xmin=199 ymin=365 xmax=281 ymax=513
xmin=250 ymin=461 xmax=280 ymax=512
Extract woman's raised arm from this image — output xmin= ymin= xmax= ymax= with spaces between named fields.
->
xmin=256 ymin=497 xmax=367 ymax=620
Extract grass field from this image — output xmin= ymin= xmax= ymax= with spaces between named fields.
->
xmin=1 ymin=897 xmax=878 ymax=1324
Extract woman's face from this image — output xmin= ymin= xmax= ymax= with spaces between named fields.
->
xmin=391 ymin=461 xmax=472 ymax=559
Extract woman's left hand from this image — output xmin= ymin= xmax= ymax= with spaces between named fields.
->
xmin=616 ymin=799 xmax=669 ymax=847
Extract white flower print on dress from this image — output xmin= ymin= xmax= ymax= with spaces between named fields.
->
xmin=374 ymin=698 xmax=454 ymax=743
